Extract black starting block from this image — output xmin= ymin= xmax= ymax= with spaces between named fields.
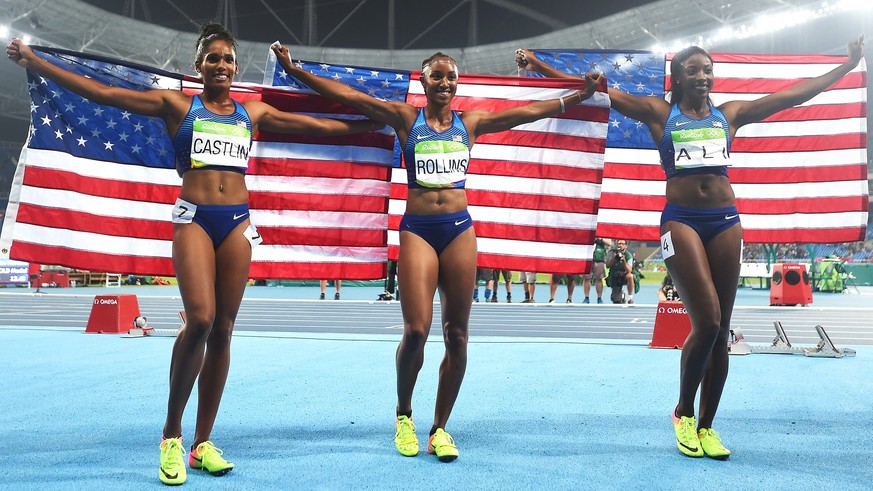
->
xmin=729 ymin=322 xmax=855 ymax=358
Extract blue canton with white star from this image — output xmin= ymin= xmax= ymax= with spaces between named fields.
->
xmin=529 ymin=50 xmax=665 ymax=150
xmin=26 ymin=48 xmax=180 ymax=169
xmin=271 ymin=59 xmax=411 ymax=103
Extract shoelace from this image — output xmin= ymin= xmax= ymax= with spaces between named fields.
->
xmin=396 ymin=420 xmax=415 ymax=441
xmin=701 ymin=428 xmax=722 ymax=442
xmin=196 ymin=441 xmax=224 ymax=460
xmin=433 ymin=431 xmax=455 ymax=447
xmin=163 ymin=439 xmax=185 ymax=467
xmin=679 ymin=418 xmax=698 ymax=442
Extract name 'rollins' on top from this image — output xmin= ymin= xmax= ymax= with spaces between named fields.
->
xmin=192 ymin=137 xmax=250 ymax=161
xmin=416 ymin=157 xmax=468 ymax=175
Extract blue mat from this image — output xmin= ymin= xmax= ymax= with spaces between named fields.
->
xmin=1 ymin=326 xmax=871 ymax=490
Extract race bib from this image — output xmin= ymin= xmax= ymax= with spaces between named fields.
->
xmin=172 ymin=198 xmax=196 ymax=224
xmin=190 ymin=120 xmax=251 ymax=169
xmin=672 ymin=127 xmax=730 ymax=169
xmin=413 ymin=140 xmax=469 ymax=188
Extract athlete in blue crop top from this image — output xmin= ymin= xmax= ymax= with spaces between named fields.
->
xmin=277 ymin=44 xmax=601 ymax=462
xmin=519 ymin=36 xmax=864 ymax=460
xmin=8 ymin=25 xmax=381 ymax=485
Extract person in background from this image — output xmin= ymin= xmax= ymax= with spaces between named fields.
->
xmin=491 ymin=269 xmax=513 ymax=303
xmin=548 ymin=274 xmax=576 ymax=303
xmin=521 ymin=271 xmax=538 ymax=303
xmin=581 ymin=237 xmax=611 ymax=304
xmin=606 ymin=240 xmax=635 ymax=304
xmin=658 ymin=272 xmax=680 ymax=302
xmin=320 ymin=279 xmax=342 ymax=300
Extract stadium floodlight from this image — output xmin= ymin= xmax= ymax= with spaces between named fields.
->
xmin=0 ymin=25 xmax=9 ymax=39
xmin=648 ymin=0 xmax=865 ymax=54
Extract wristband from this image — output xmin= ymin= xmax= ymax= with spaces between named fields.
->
xmin=559 ymin=97 xmax=566 ymax=113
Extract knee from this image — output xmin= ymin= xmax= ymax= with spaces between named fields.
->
xmin=442 ymin=323 xmax=468 ymax=351
xmin=182 ymin=312 xmax=215 ymax=341
xmin=207 ymin=324 xmax=234 ymax=352
xmin=401 ymin=323 xmax=430 ymax=351
xmin=691 ymin=317 xmax=722 ymax=342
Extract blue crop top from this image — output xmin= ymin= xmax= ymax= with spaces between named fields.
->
xmin=658 ymin=104 xmax=731 ymax=180
xmin=172 ymin=95 xmax=253 ymax=178
xmin=402 ymin=109 xmax=471 ymax=189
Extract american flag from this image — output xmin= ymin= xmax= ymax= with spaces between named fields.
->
xmin=0 ymin=47 xmax=395 ymax=279
xmin=267 ymin=55 xmax=612 ymax=274
xmin=526 ymin=50 xmax=869 ymax=243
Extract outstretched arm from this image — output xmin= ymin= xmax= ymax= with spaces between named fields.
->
xmin=722 ymin=35 xmax=865 ymax=131
xmin=464 ymin=72 xmax=601 ymax=138
xmin=271 ymin=43 xmax=414 ymax=133
xmin=245 ymin=100 xmax=383 ymax=135
xmin=516 ymin=48 xmax=670 ymax=140
xmin=6 ymin=38 xmax=183 ymax=119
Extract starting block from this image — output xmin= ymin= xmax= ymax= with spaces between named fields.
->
xmin=125 ymin=311 xmax=186 ymax=338
xmin=729 ymin=322 xmax=855 ymax=358
xmin=85 ymin=294 xmax=141 ymax=334
xmin=649 ymin=301 xmax=692 ymax=349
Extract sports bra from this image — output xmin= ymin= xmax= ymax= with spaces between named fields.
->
xmin=402 ymin=109 xmax=471 ymax=189
xmin=172 ymin=95 xmax=253 ymax=178
xmin=658 ymin=104 xmax=731 ymax=180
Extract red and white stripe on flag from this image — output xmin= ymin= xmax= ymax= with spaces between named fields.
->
xmin=388 ymin=74 xmax=611 ymax=274
xmin=596 ymin=53 xmax=868 ymax=243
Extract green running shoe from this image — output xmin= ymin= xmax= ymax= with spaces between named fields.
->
xmin=394 ymin=415 xmax=419 ymax=457
xmin=188 ymin=441 xmax=234 ymax=476
xmin=672 ymin=411 xmax=703 ymax=458
xmin=159 ymin=437 xmax=186 ymax=486
xmin=427 ymin=428 xmax=459 ymax=462
xmin=698 ymin=427 xmax=731 ymax=460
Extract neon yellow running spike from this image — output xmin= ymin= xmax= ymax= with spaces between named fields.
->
xmin=188 ymin=441 xmax=234 ymax=476
xmin=672 ymin=412 xmax=703 ymax=458
xmin=698 ymin=427 xmax=731 ymax=460
xmin=394 ymin=415 xmax=419 ymax=457
xmin=427 ymin=428 xmax=459 ymax=462
xmin=159 ymin=437 xmax=187 ymax=486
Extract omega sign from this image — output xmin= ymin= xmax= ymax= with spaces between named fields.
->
xmin=657 ymin=305 xmax=687 ymax=315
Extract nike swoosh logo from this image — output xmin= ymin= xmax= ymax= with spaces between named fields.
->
xmin=160 ymin=467 xmax=179 ymax=480
xmin=725 ymin=214 xmax=738 ymax=219
xmin=417 ymin=134 xmax=428 ymax=139
xmin=233 ymin=213 xmax=248 ymax=220
xmin=675 ymin=121 xmax=691 ymax=126
xmin=454 ymin=218 xmax=469 ymax=226
xmin=677 ymin=440 xmax=700 ymax=453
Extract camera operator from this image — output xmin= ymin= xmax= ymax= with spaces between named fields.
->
xmin=606 ymin=240 xmax=635 ymax=304
xmin=658 ymin=272 xmax=680 ymax=302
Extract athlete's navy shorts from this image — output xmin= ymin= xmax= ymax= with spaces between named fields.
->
xmin=400 ymin=210 xmax=474 ymax=255
xmin=173 ymin=198 xmax=250 ymax=249
xmin=660 ymin=203 xmax=741 ymax=245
